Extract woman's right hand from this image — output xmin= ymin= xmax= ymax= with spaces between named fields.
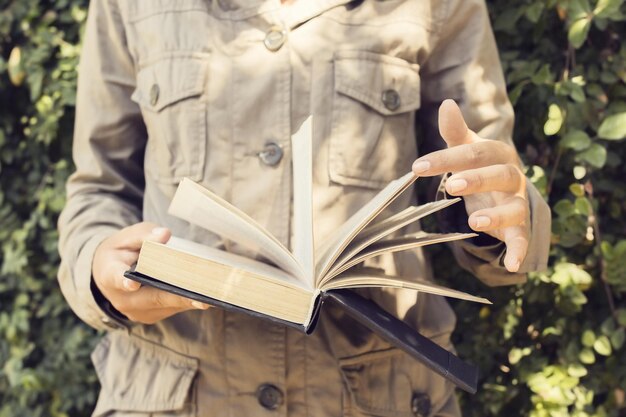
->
xmin=92 ymin=222 xmax=209 ymax=324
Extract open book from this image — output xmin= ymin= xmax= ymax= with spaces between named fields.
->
xmin=126 ymin=117 xmax=488 ymax=392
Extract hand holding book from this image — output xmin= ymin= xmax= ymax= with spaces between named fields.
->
xmin=92 ymin=223 xmax=210 ymax=325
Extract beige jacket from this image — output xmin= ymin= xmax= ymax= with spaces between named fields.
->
xmin=58 ymin=0 xmax=550 ymax=416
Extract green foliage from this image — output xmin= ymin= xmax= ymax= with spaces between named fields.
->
xmin=0 ymin=1 xmax=98 ymax=416
xmin=432 ymin=0 xmax=626 ymax=416
xmin=0 ymin=0 xmax=624 ymax=416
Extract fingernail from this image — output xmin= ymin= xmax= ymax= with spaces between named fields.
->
xmin=506 ymin=259 xmax=521 ymax=273
xmin=191 ymin=301 xmax=209 ymax=310
xmin=447 ymin=178 xmax=467 ymax=194
xmin=412 ymin=160 xmax=431 ymax=174
xmin=151 ymin=227 xmax=168 ymax=236
xmin=472 ymin=216 xmax=491 ymax=229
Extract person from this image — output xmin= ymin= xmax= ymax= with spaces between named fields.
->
xmin=57 ymin=0 xmax=550 ymax=415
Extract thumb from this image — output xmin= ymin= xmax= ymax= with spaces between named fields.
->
xmin=115 ymin=222 xmax=172 ymax=250
xmin=438 ymin=99 xmax=475 ymax=147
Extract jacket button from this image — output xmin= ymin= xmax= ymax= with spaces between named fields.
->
xmin=411 ymin=392 xmax=431 ymax=417
xmin=381 ymin=89 xmax=401 ymax=111
xmin=257 ymin=384 xmax=283 ymax=410
xmin=264 ymin=27 xmax=286 ymax=52
xmin=258 ymin=142 xmax=283 ymax=166
xmin=150 ymin=84 xmax=160 ymax=106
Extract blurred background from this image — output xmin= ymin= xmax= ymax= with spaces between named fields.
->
xmin=0 ymin=0 xmax=624 ymax=416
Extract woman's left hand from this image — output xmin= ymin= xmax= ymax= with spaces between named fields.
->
xmin=412 ymin=99 xmax=529 ymax=273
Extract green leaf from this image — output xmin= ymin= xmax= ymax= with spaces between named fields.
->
xmin=594 ymin=0 xmax=624 ymax=18
xmin=578 ymin=348 xmax=596 ymax=365
xmin=544 ymin=104 xmax=564 ymax=135
xmin=568 ymin=17 xmax=592 ymax=48
xmin=593 ymin=335 xmax=612 ymax=356
xmin=569 ymin=0 xmax=592 ymax=18
xmin=575 ymin=197 xmax=592 ymax=216
xmin=525 ymin=2 xmax=544 ymax=23
xmin=581 ymin=329 xmax=596 ymax=347
xmin=560 ymin=130 xmax=591 ymax=150
xmin=569 ymin=183 xmax=585 ymax=197
xmin=567 ymin=363 xmax=588 ymax=377
xmin=573 ymin=166 xmax=587 ymax=179
xmin=610 ymin=329 xmax=625 ymax=350
xmin=597 ymin=112 xmax=626 ymax=140
xmin=577 ymin=144 xmax=607 ymax=168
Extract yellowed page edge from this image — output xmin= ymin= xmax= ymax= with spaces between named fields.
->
xmin=136 ymin=241 xmax=314 ymax=324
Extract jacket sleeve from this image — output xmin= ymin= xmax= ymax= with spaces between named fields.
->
xmin=419 ymin=0 xmax=551 ymax=286
xmin=57 ymin=0 xmax=145 ymax=330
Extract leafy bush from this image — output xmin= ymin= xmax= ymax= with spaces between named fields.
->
xmin=0 ymin=1 xmax=98 ymax=416
xmin=0 ymin=0 xmax=623 ymax=416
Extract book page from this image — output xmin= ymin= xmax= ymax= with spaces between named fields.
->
xmin=320 ymin=272 xmax=490 ymax=304
xmin=320 ymin=232 xmax=475 ymax=285
xmin=328 ymin=199 xmax=462 ymax=276
xmin=315 ymin=172 xmax=417 ymax=284
xmin=291 ymin=116 xmax=315 ymax=281
xmin=163 ymin=237 xmax=306 ymax=287
xmin=169 ymin=179 xmax=307 ymax=284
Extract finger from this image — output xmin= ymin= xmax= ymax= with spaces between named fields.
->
xmin=101 ymin=260 xmax=142 ymax=292
xmin=467 ymin=197 xmax=528 ymax=231
xmin=438 ymin=99 xmax=478 ymax=147
xmin=503 ymin=226 xmax=529 ymax=273
xmin=446 ymin=164 xmax=525 ymax=196
xmin=112 ymin=222 xmax=172 ymax=250
xmin=412 ymin=140 xmax=517 ymax=177
xmin=118 ymin=286 xmax=209 ymax=312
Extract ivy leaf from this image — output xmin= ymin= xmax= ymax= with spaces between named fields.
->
xmin=594 ymin=0 xmax=624 ymax=18
xmin=567 ymin=363 xmax=588 ymax=377
xmin=579 ymin=348 xmax=595 ymax=364
xmin=593 ymin=335 xmax=612 ymax=356
xmin=560 ymin=130 xmax=591 ymax=150
xmin=597 ymin=112 xmax=626 ymax=140
xmin=568 ymin=17 xmax=592 ymax=48
xmin=611 ymin=329 xmax=625 ymax=350
xmin=576 ymin=144 xmax=607 ymax=168
xmin=544 ymin=104 xmax=564 ymax=135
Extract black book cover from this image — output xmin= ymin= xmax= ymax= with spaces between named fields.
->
xmin=124 ymin=268 xmax=478 ymax=393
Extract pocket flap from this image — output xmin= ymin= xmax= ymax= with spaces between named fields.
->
xmin=91 ymin=333 xmax=199 ymax=415
xmin=132 ymin=52 xmax=209 ymax=112
xmin=339 ymin=348 xmax=451 ymax=417
xmin=334 ymin=50 xmax=421 ymax=116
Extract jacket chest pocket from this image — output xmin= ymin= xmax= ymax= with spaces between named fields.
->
xmin=132 ymin=52 xmax=209 ymax=184
xmin=330 ymin=51 xmax=421 ymax=190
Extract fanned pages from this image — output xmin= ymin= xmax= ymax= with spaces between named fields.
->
xmin=314 ymin=171 xmax=417 ymax=283
xmin=169 ymin=178 xmax=306 ymax=282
